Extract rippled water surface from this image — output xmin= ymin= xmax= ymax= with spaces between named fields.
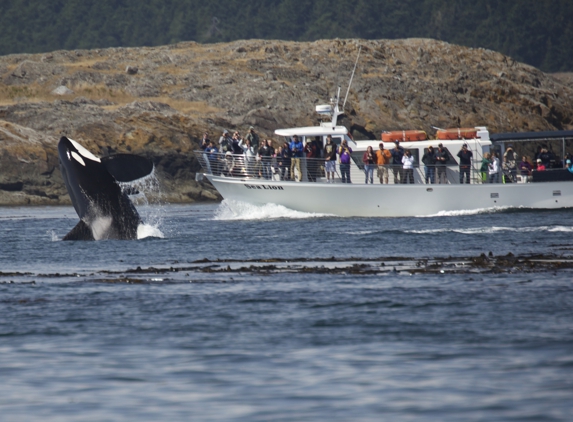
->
xmin=1 ymin=202 xmax=573 ymax=421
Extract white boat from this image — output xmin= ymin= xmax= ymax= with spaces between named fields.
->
xmin=197 ymin=94 xmax=573 ymax=217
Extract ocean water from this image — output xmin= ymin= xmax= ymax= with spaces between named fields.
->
xmin=1 ymin=201 xmax=573 ymax=421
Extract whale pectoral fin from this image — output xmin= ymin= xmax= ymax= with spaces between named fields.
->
xmin=101 ymin=154 xmax=154 ymax=182
xmin=63 ymin=220 xmax=95 ymax=241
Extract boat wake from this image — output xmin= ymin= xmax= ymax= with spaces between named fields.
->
xmin=214 ymin=199 xmax=332 ymax=221
xmin=420 ymin=206 xmax=515 ymax=217
xmin=405 ymin=225 xmax=573 ymax=235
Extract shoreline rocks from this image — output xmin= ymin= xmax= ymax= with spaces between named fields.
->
xmin=1 ymin=38 xmax=573 ymax=206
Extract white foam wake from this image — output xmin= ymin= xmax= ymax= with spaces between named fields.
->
xmin=406 ymin=225 xmax=573 ymax=235
xmin=214 ymin=199 xmax=332 ymax=221
xmin=419 ymin=206 xmax=515 ymax=217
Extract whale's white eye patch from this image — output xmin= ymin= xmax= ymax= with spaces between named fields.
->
xmin=69 ymin=138 xmax=101 ymax=163
xmin=71 ymin=151 xmax=85 ymax=166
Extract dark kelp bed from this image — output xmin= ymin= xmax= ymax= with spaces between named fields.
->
xmin=2 ymin=252 xmax=573 ymax=285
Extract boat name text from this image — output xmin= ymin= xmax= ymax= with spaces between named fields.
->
xmin=244 ymin=184 xmax=284 ymax=190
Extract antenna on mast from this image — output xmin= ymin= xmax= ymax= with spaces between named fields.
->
xmin=343 ymin=46 xmax=361 ymax=109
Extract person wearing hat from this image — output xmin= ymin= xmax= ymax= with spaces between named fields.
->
xmin=435 ymin=143 xmax=450 ymax=184
xmin=390 ymin=141 xmax=405 ymax=184
xmin=566 ymin=159 xmax=573 ymax=174
xmin=535 ymin=158 xmax=546 ymax=171
xmin=457 ymin=143 xmax=473 ymax=184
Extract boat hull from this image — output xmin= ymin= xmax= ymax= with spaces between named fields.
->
xmin=206 ymin=175 xmax=573 ymax=217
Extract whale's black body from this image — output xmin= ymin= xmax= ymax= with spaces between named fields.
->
xmin=58 ymin=137 xmax=154 ymax=241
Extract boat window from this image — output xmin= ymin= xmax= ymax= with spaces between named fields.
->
xmin=329 ymin=136 xmax=343 ymax=147
xmin=441 ymin=147 xmax=458 ymax=166
xmin=351 ymin=151 xmax=366 ymax=169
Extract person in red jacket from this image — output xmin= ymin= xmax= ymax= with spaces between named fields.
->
xmin=362 ymin=146 xmax=375 ymax=184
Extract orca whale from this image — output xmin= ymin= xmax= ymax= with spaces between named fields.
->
xmin=58 ymin=136 xmax=154 ymax=241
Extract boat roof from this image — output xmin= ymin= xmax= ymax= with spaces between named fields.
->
xmin=491 ymin=130 xmax=573 ymax=142
xmin=275 ymin=123 xmax=348 ymax=138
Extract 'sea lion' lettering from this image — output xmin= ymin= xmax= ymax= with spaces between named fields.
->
xmin=244 ymin=184 xmax=284 ymax=190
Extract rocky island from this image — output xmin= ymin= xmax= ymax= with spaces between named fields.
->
xmin=1 ymin=38 xmax=572 ymax=205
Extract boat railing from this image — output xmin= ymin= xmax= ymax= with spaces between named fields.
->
xmin=194 ymin=151 xmax=567 ymax=185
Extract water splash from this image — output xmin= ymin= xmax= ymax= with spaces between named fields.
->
xmin=47 ymin=230 xmax=60 ymax=242
xmin=137 ymin=223 xmax=165 ymax=239
xmin=214 ymin=199 xmax=332 ymax=221
xmin=119 ymin=171 xmax=166 ymax=238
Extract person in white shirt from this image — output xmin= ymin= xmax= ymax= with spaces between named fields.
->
xmin=401 ymin=149 xmax=415 ymax=184
xmin=488 ymin=152 xmax=500 ymax=183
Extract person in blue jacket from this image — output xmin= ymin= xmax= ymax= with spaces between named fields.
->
xmin=289 ymin=135 xmax=304 ymax=181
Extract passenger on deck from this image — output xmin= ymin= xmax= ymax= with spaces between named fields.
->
xmin=488 ymin=152 xmax=500 ymax=183
xmin=245 ymin=126 xmax=260 ymax=151
xmin=401 ymin=149 xmax=415 ymax=184
xmin=338 ymin=140 xmax=353 ymax=183
xmin=519 ymin=156 xmax=532 ymax=176
xmin=503 ymin=145 xmax=517 ymax=182
xmin=391 ymin=141 xmax=405 ymax=183
xmin=535 ymin=158 xmax=546 ymax=171
xmin=231 ymin=132 xmax=244 ymax=154
xmin=218 ymin=130 xmax=233 ymax=153
xmin=200 ymin=132 xmax=210 ymax=150
xmin=435 ymin=143 xmax=450 ymax=184
xmin=304 ymin=139 xmax=318 ymax=182
xmin=278 ymin=142 xmax=292 ymax=181
xmin=289 ymin=135 xmax=304 ymax=182
xmin=239 ymin=138 xmax=257 ymax=177
xmin=376 ymin=142 xmax=392 ymax=184
xmin=362 ymin=146 xmax=375 ymax=184
xmin=538 ymin=146 xmax=551 ymax=168
xmin=457 ymin=143 xmax=473 ymax=184
xmin=205 ymin=141 xmax=220 ymax=175
xmin=422 ymin=146 xmax=437 ymax=184
xmin=258 ymin=139 xmax=274 ymax=180
xmin=480 ymin=152 xmax=491 ymax=183
xmin=567 ymin=159 xmax=573 ymax=173
xmin=224 ymin=151 xmax=237 ymax=177
xmin=324 ymin=135 xmax=337 ymax=183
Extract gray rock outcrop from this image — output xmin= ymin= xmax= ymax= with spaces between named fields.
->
xmin=1 ymin=38 xmax=572 ymax=205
